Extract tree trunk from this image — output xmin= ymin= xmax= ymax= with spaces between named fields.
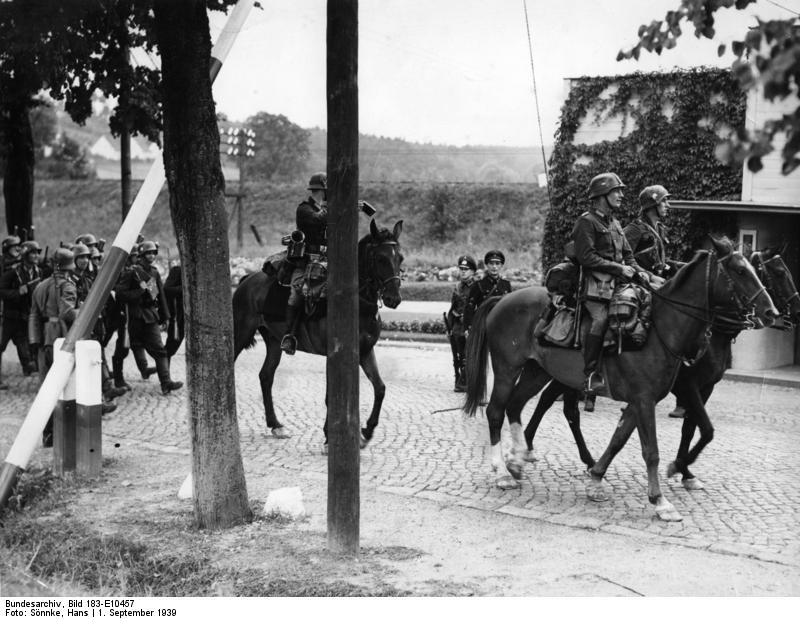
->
xmin=153 ymin=0 xmax=250 ymax=529
xmin=2 ymin=102 xmax=34 ymax=236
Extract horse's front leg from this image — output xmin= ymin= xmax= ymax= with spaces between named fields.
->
xmin=358 ymin=348 xmax=385 ymax=447
xmin=680 ymin=384 xmax=715 ymax=490
xmin=562 ymin=389 xmax=596 ymax=469
xmin=587 ymin=403 xmax=637 ymax=502
xmin=506 ymin=361 xmax=550 ymax=462
xmin=635 ymin=398 xmax=682 ymax=521
xmin=259 ymin=330 xmax=290 ymax=438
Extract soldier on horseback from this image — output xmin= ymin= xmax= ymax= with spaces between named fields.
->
xmin=463 ymin=250 xmax=512 ymax=333
xmin=624 ymin=185 xmax=684 ymax=280
xmin=572 ymin=173 xmax=649 ymax=409
xmin=281 ymin=172 xmax=329 ymax=355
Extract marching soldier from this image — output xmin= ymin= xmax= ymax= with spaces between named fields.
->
xmin=115 ymin=240 xmax=183 ymax=395
xmin=624 ymin=185 xmax=684 ymax=280
xmin=29 ymin=247 xmax=79 ymax=446
xmin=0 ymin=235 xmax=23 ymax=389
xmin=0 ymin=240 xmax=42 ymax=383
xmin=281 ymin=172 xmax=329 ymax=355
xmin=445 ymin=254 xmax=477 ymax=392
xmin=109 ymin=243 xmax=141 ymax=391
xmin=463 ymin=249 xmax=512 ymax=332
xmin=572 ymin=172 xmax=650 ymax=411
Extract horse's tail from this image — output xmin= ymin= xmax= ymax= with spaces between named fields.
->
xmin=463 ymin=297 xmax=500 ymax=417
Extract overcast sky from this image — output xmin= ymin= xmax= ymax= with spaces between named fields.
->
xmin=207 ymin=0 xmax=799 ymax=147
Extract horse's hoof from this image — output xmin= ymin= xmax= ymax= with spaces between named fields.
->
xmin=321 ymin=444 xmax=329 ymax=456
xmin=359 ymin=436 xmax=369 ymax=450
xmin=522 ymin=450 xmax=537 ymax=463
xmin=496 ymin=475 xmax=521 ymax=490
xmin=654 ymin=498 xmax=683 ymax=522
xmin=506 ymin=460 xmax=524 ymax=480
xmin=682 ymin=477 xmax=704 ymax=491
xmin=586 ymin=479 xmax=610 ymax=502
xmin=271 ymin=427 xmax=292 ymax=439
xmin=666 ymin=461 xmax=678 ymax=478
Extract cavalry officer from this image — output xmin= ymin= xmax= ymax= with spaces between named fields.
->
xmin=0 ymin=240 xmax=42 ymax=385
xmin=115 ymin=240 xmax=183 ymax=395
xmin=624 ymin=185 xmax=684 ymax=280
xmin=463 ymin=250 xmax=512 ymax=332
xmin=29 ymin=248 xmax=79 ymax=446
xmin=446 ymin=254 xmax=477 ymax=392
xmin=572 ymin=172 xmax=648 ymax=410
xmin=281 ymin=172 xmax=328 ymax=355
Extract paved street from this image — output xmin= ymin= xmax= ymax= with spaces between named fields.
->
xmin=2 ymin=338 xmax=799 ymax=568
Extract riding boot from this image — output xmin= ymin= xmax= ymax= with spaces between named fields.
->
xmin=582 ymin=334 xmax=605 ymax=412
xmin=280 ymin=304 xmax=301 ymax=355
xmin=112 ymin=356 xmax=132 ymax=391
xmin=133 ymin=348 xmax=156 ymax=380
xmin=455 ymin=356 xmax=467 ymax=393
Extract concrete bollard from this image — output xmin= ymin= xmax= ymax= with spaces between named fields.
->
xmin=76 ymin=340 xmax=102 ymax=478
xmin=52 ymin=338 xmax=77 ymax=477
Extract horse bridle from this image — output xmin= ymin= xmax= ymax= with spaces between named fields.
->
xmin=751 ymin=251 xmax=799 ymax=329
xmin=361 ymin=239 xmax=402 ymax=304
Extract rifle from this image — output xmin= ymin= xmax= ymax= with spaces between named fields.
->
xmin=442 ymin=311 xmax=453 ymax=337
xmin=572 ymin=266 xmax=585 ymax=349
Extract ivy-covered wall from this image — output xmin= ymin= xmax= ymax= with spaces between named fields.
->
xmin=542 ymin=68 xmax=745 ymax=273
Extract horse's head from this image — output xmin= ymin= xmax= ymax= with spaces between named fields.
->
xmin=751 ymin=244 xmax=800 ymax=328
xmin=360 ymin=219 xmax=404 ymax=309
xmin=709 ymin=236 xmax=779 ymax=327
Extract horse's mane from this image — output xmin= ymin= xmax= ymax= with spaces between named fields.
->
xmin=659 ymin=236 xmax=735 ymax=296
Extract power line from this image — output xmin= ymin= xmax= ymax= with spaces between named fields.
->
xmin=764 ymin=0 xmax=800 ymax=16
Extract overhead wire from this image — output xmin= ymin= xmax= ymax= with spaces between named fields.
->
xmin=523 ymin=0 xmax=553 ymax=210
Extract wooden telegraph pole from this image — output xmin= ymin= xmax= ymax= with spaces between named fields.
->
xmin=326 ymin=0 xmax=360 ymax=555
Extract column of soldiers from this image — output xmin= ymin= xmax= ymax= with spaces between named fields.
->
xmin=0 ymin=231 xmax=183 ymax=446
xmin=446 ymin=249 xmax=512 ymax=392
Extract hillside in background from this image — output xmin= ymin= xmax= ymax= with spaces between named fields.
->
xmin=54 ymin=105 xmax=551 ymax=184
xmin=0 ymin=179 xmax=550 ymax=280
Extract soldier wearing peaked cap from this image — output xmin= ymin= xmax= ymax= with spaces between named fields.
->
xmin=463 ymin=249 xmax=512 ymax=332
xmin=446 ymin=254 xmax=477 ymax=392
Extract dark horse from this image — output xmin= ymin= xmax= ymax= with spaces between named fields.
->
xmin=232 ymin=219 xmax=403 ymax=443
xmin=463 ymin=237 xmax=778 ymax=521
xmin=519 ymin=245 xmax=800 ymax=490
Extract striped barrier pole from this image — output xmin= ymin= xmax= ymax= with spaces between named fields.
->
xmin=52 ymin=339 xmax=77 ymax=477
xmin=0 ymin=0 xmax=255 ymax=513
xmin=75 ymin=340 xmax=103 ymax=478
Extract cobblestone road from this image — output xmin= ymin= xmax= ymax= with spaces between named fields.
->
xmin=2 ymin=338 xmax=798 ymax=567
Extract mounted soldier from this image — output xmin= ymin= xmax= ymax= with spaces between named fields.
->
xmin=463 ymin=250 xmax=512 ymax=332
xmin=280 ymin=172 xmax=377 ymax=355
xmin=29 ymin=247 xmax=79 ymax=446
xmin=445 ymin=254 xmax=477 ymax=392
xmin=571 ymin=172 xmax=650 ymax=410
xmin=624 ymin=184 xmax=684 ymax=281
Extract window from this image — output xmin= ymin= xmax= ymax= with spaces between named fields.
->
xmin=739 ymin=229 xmax=757 ymax=254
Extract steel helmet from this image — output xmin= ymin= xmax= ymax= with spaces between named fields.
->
xmin=75 ymin=233 xmax=98 ymax=247
xmin=484 ymin=249 xmax=506 ymax=265
xmin=307 ymin=172 xmax=327 ymax=191
xmin=638 ymin=185 xmax=671 ymax=212
xmin=90 ymin=246 xmax=102 ymax=259
xmin=54 ymin=247 xmax=76 ymax=271
xmin=20 ymin=240 xmax=41 ymax=256
xmin=587 ymin=173 xmax=626 ymax=199
xmin=2 ymin=235 xmax=21 ymax=253
xmin=138 ymin=240 xmax=158 ymax=254
xmin=72 ymin=243 xmax=91 ymax=258
xmin=456 ymin=254 xmax=477 ymax=271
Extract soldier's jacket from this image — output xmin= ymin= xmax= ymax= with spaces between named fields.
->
xmin=0 ymin=262 xmax=42 ymax=320
xmin=447 ymin=279 xmax=473 ymax=337
xmin=463 ymin=275 xmax=512 ymax=328
xmin=296 ymin=197 xmax=328 ymax=250
xmin=623 ymin=218 xmax=668 ymax=274
xmin=28 ymin=272 xmax=78 ymax=346
xmin=571 ymin=210 xmax=640 ymax=277
xmin=115 ymin=263 xmax=169 ymax=325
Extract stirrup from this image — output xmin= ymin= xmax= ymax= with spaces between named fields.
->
xmin=584 ymin=371 xmax=605 ymax=393
xmin=280 ymin=334 xmax=297 ymax=355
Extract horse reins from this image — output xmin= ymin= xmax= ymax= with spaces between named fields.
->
xmin=752 ymin=251 xmax=799 ymax=328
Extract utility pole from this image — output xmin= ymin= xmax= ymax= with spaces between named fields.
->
xmin=326 ymin=0 xmax=360 ymax=556
xmin=221 ymin=126 xmax=255 ymax=250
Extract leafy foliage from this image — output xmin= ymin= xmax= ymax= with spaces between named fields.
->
xmin=242 ymin=112 xmax=310 ymax=182
xmin=543 ymin=68 xmax=745 ymax=273
xmin=618 ymin=0 xmax=800 ymax=174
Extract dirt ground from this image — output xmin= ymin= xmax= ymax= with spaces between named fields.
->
xmin=2 ymin=436 xmax=799 ymax=601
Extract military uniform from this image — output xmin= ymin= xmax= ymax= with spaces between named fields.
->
xmin=116 ymin=244 xmax=181 ymax=395
xmin=29 ymin=252 xmax=78 ymax=445
xmin=463 ymin=251 xmax=512 ymax=329
xmin=0 ymin=256 xmax=41 ymax=375
xmin=163 ymin=265 xmax=184 ymax=358
xmin=0 ymin=236 xmax=24 ymax=388
xmin=446 ymin=254 xmax=477 ymax=392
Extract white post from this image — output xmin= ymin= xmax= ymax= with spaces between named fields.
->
xmin=76 ymin=340 xmax=103 ymax=478
xmin=52 ymin=338 xmax=77 ymax=477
